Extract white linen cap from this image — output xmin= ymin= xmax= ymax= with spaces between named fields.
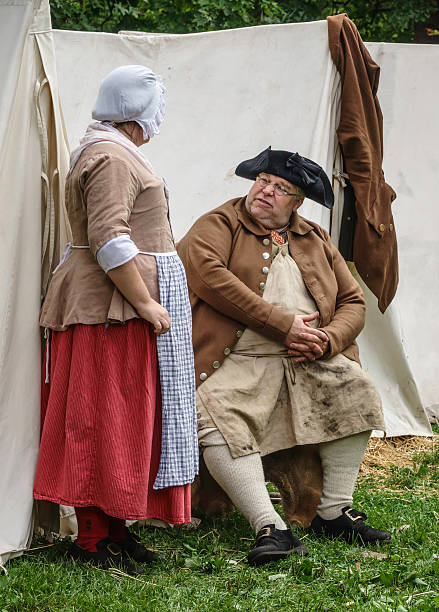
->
xmin=92 ymin=65 xmax=165 ymax=139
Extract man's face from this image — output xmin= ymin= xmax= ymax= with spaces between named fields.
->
xmin=245 ymin=173 xmax=304 ymax=229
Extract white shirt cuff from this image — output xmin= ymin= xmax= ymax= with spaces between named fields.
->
xmin=96 ymin=234 xmax=139 ymax=273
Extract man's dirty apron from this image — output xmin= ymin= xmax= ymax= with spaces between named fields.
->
xmin=196 ymin=239 xmax=385 ymax=460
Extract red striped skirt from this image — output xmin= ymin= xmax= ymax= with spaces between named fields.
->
xmin=33 ymin=320 xmax=191 ymax=523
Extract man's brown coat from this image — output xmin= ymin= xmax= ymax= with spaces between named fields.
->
xmin=177 ymin=197 xmax=365 ymax=388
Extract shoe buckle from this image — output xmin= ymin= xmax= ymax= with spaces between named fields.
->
xmin=107 ymin=543 xmax=121 ymax=556
xmin=344 ymin=508 xmax=362 ymax=522
xmin=256 ymin=527 xmax=271 ymax=542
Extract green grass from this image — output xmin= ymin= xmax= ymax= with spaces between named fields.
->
xmin=1 ymin=445 xmax=438 ymax=612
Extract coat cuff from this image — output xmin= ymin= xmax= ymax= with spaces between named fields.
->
xmin=263 ymin=308 xmax=295 ymax=343
xmin=319 ymin=326 xmax=342 ymax=358
xmin=96 ymin=234 xmax=139 ymax=273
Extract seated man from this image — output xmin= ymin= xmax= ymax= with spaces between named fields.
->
xmin=177 ymin=147 xmax=391 ymax=565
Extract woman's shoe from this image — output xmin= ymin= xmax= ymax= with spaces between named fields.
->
xmin=117 ymin=529 xmax=159 ymax=564
xmin=70 ymin=536 xmax=146 ymax=574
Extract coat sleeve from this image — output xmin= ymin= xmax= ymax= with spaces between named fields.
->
xmin=178 ymin=212 xmax=295 ymax=342
xmin=81 ymin=153 xmax=139 ymax=257
xmin=319 ymin=238 xmax=366 ymax=358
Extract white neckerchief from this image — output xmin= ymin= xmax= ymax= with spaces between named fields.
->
xmin=68 ymin=121 xmax=155 ymax=175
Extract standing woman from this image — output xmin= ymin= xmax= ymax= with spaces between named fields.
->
xmin=34 ymin=66 xmax=198 ymax=572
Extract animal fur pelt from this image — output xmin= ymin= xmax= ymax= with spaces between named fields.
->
xmin=191 ymin=445 xmax=323 ymax=527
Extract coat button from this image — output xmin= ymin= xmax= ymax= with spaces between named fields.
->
xmin=224 ymin=347 xmax=231 ymax=355
xmin=389 ymin=223 xmax=394 ymax=231
xmin=263 ymin=238 xmax=270 ymax=246
xmin=200 ymin=372 xmax=208 ymax=381
xmin=236 ymin=330 xmax=243 ymax=338
xmin=212 ymin=360 xmax=220 ymax=368
xmin=379 ymin=223 xmax=386 ymax=232
xmin=262 ymin=252 xmax=270 ymax=259
xmin=259 ymin=282 xmax=265 ymax=290
xmin=262 ymin=266 xmax=269 ymax=274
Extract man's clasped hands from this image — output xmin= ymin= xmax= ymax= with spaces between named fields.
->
xmin=286 ymin=311 xmax=329 ymax=363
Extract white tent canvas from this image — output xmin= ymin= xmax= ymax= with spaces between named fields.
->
xmin=0 ymin=3 xmax=435 ymax=564
xmin=51 ymin=24 xmax=434 ymax=436
xmin=0 ymin=0 xmax=68 ymax=565
xmin=365 ymin=41 xmax=439 ymax=426
xmin=0 ymin=0 xmax=69 ymax=566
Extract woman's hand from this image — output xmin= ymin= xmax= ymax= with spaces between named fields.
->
xmin=107 ymin=258 xmax=171 ymax=333
xmin=285 ymin=312 xmax=328 ymax=361
xmin=138 ymin=300 xmax=171 ymax=334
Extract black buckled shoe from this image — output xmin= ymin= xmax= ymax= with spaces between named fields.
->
xmin=310 ymin=507 xmax=392 ymax=545
xmin=117 ymin=529 xmax=159 ymax=564
xmin=70 ymin=536 xmax=146 ymax=575
xmin=248 ymin=524 xmax=308 ymax=566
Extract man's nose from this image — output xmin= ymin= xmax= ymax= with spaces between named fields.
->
xmin=262 ymin=182 xmax=275 ymax=194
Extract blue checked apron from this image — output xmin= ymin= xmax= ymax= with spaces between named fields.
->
xmin=140 ymin=250 xmax=198 ymax=489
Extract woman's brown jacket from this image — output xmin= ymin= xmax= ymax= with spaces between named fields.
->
xmin=177 ymin=197 xmax=366 ymax=387
xmin=40 ymin=143 xmax=174 ymax=330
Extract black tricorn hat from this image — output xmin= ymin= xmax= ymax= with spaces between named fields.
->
xmin=235 ymin=147 xmax=334 ymax=209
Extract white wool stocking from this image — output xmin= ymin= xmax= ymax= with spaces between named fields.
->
xmin=201 ymin=429 xmax=287 ymax=533
xmin=317 ymin=430 xmax=371 ymax=520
